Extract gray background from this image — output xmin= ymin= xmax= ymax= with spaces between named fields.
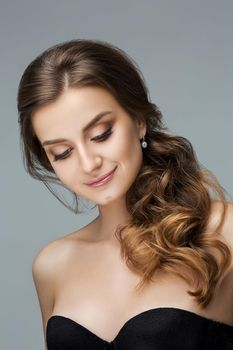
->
xmin=0 ymin=0 xmax=232 ymax=349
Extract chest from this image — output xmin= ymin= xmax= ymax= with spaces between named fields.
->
xmin=51 ymin=241 xmax=233 ymax=341
xmin=53 ymin=243 xmax=188 ymax=308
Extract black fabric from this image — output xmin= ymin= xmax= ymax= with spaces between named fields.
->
xmin=46 ymin=307 xmax=233 ymax=350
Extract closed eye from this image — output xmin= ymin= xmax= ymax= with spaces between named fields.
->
xmin=53 ymin=127 xmax=113 ymax=162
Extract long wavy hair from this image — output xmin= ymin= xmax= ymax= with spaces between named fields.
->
xmin=17 ymin=39 xmax=232 ymax=308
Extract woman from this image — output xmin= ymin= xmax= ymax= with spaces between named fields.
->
xmin=17 ymin=39 xmax=233 ymax=349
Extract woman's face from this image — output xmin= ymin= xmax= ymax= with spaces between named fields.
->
xmin=32 ymin=86 xmax=146 ymax=206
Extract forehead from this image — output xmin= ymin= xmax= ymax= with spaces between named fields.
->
xmin=31 ymin=86 xmax=121 ymax=141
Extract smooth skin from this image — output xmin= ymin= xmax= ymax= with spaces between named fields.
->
xmin=31 ymin=86 xmax=233 ymax=349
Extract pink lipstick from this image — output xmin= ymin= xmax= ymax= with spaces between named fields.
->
xmin=85 ymin=166 xmax=117 ymax=187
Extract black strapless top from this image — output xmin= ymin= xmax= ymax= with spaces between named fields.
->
xmin=46 ymin=307 xmax=233 ymax=349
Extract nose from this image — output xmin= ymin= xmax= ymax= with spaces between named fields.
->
xmin=77 ymin=143 xmax=102 ymax=173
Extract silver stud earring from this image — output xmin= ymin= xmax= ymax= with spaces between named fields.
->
xmin=141 ymin=136 xmax=147 ymax=148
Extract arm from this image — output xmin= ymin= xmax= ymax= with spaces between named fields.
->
xmin=32 ymin=241 xmax=58 ymax=350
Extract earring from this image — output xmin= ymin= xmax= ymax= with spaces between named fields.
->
xmin=141 ymin=136 xmax=147 ymax=148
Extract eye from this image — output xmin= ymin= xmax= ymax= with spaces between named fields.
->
xmin=53 ymin=147 xmax=73 ymax=161
xmin=91 ymin=126 xmax=113 ymax=142
xmin=53 ymin=127 xmax=113 ymax=162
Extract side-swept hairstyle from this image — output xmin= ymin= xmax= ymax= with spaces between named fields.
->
xmin=17 ymin=39 xmax=232 ymax=308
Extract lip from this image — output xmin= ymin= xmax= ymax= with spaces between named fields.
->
xmin=85 ymin=166 xmax=117 ymax=185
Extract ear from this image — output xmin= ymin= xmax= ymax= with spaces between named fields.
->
xmin=136 ymin=119 xmax=147 ymax=139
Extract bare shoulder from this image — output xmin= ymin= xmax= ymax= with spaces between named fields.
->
xmin=207 ymin=200 xmax=233 ymax=291
xmin=32 ymin=239 xmax=69 ymax=321
xmin=32 ymin=224 xmax=88 ymax=282
xmin=32 ymin=220 xmax=95 ymax=295
xmin=32 ymin=230 xmax=85 ymax=348
xmin=207 ymin=200 xmax=233 ymax=254
xmin=32 ymin=217 xmax=98 ymax=279
xmin=32 ymin=235 xmax=75 ymax=276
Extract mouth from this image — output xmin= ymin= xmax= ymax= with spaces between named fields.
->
xmin=85 ymin=166 xmax=117 ymax=186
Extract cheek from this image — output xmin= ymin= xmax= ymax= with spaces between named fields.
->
xmin=112 ymin=129 xmax=143 ymax=168
xmin=51 ymin=162 xmax=78 ymax=189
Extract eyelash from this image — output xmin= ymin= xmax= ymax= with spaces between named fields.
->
xmin=53 ymin=127 xmax=113 ymax=162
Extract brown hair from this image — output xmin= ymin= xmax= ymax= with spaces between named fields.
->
xmin=17 ymin=38 xmax=232 ymax=308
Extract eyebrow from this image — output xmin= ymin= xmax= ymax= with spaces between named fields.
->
xmin=41 ymin=110 xmax=113 ymax=147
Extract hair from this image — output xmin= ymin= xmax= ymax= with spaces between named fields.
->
xmin=17 ymin=38 xmax=232 ymax=308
